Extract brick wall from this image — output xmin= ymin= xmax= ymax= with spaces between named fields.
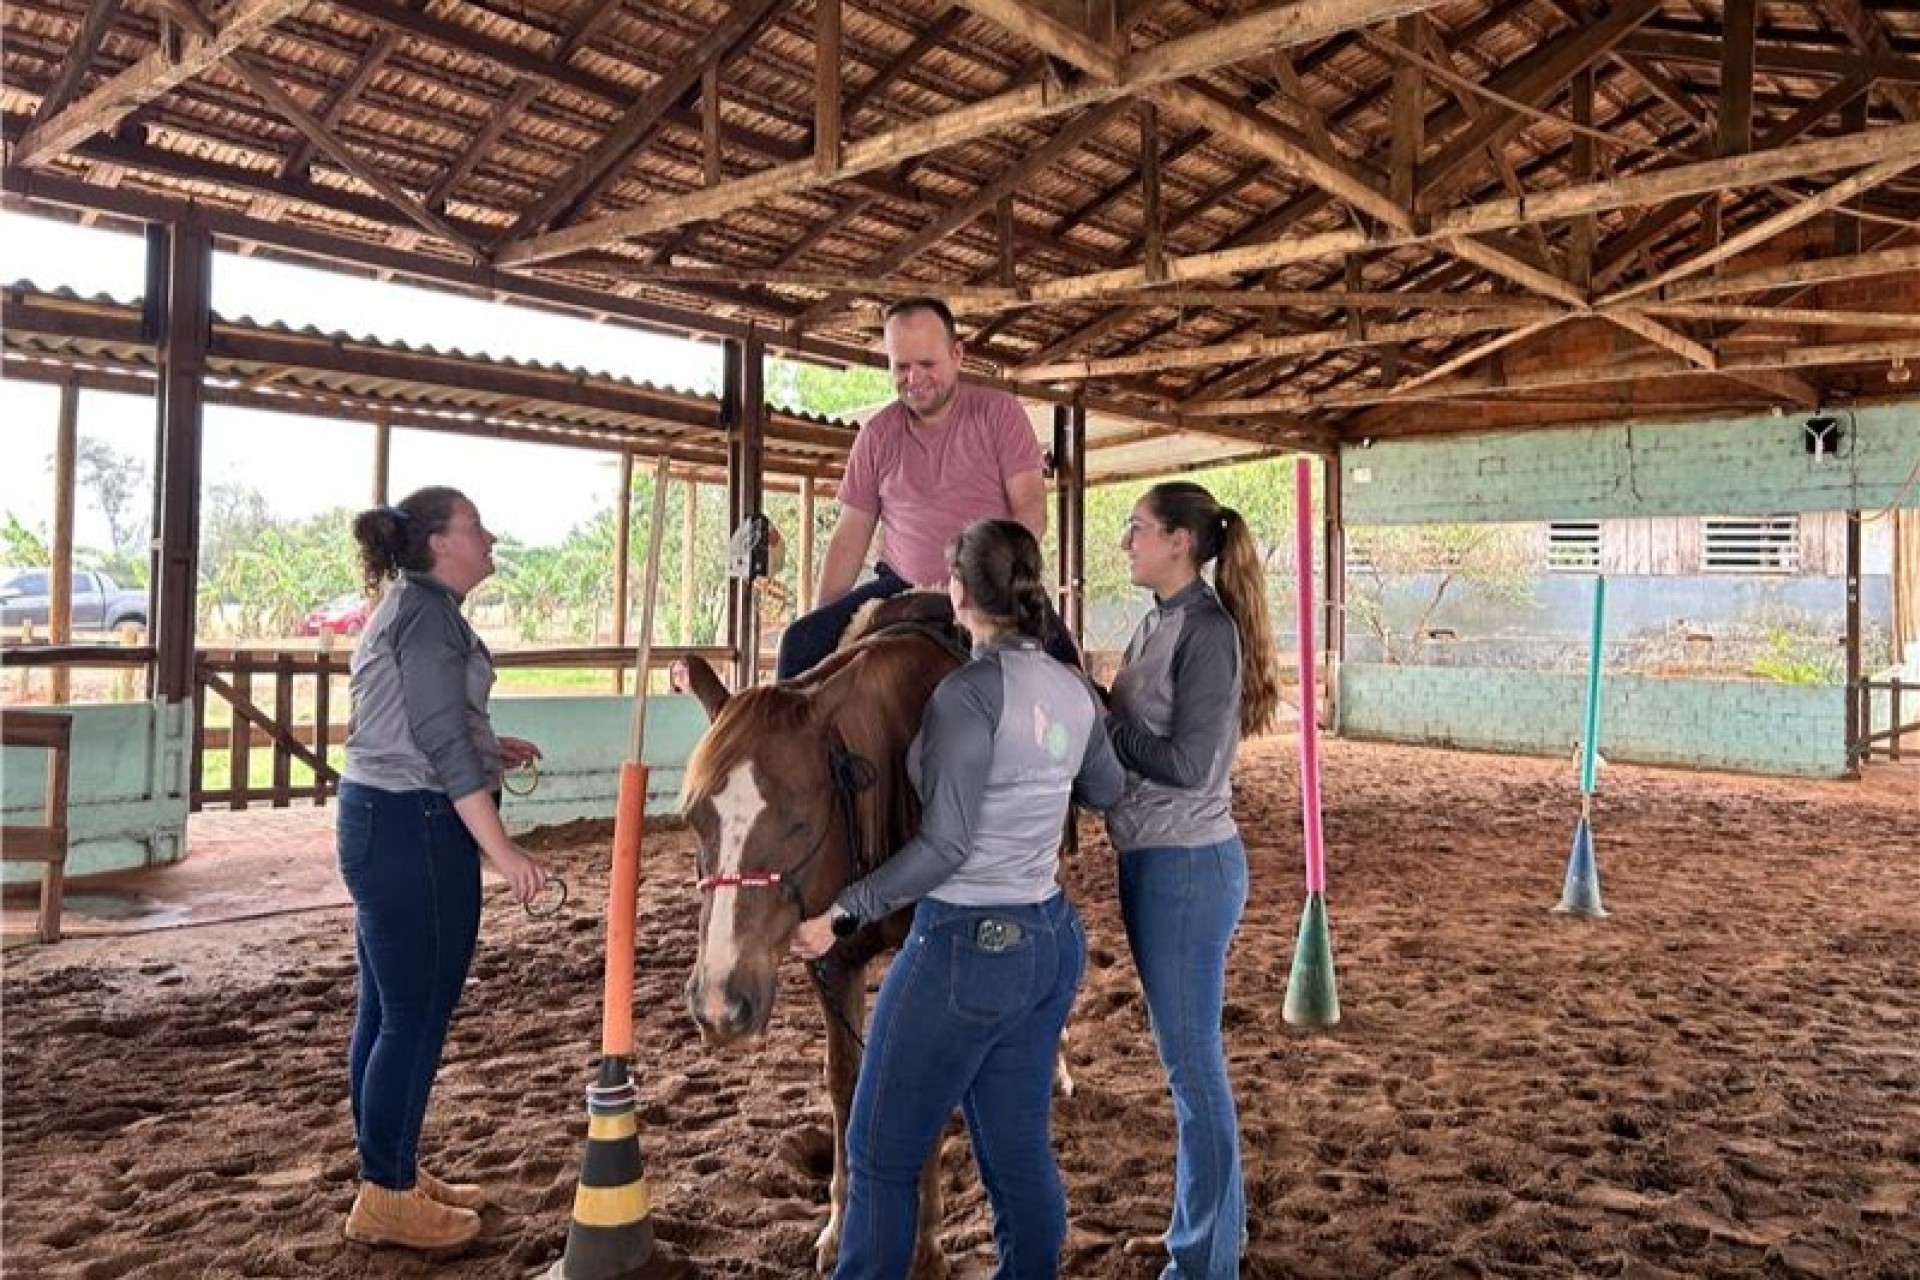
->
xmin=1343 ymin=402 xmax=1920 ymax=526
xmin=1339 ymin=663 xmax=1849 ymax=778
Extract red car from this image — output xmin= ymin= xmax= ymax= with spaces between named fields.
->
xmin=298 ymin=592 xmax=373 ymax=636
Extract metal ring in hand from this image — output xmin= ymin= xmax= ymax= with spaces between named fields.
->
xmin=502 ymin=758 xmax=540 ymax=797
xmin=523 ymin=874 xmax=568 ymax=919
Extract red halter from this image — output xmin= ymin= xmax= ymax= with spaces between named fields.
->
xmin=696 ymin=870 xmax=790 ymax=893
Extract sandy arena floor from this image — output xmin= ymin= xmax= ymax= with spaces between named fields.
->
xmin=3 ymin=738 xmax=1916 ymax=1279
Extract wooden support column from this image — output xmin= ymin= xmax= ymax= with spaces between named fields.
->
xmin=1052 ymin=404 xmax=1071 ymax=622
xmin=371 ymin=414 xmax=391 ymax=505
xmin=798 ymin=476 xmax=816 ymax=613
xmin=1066 ymin=399 xmax=1087 ymax=646
xmin=1389 ymin=12 xmax=1423 ymax=212
xmin=814 ymin=0 xmax=842 ymax=173
xmin=612 ymin=450 xmax=634 ymax=689
xmin=725 ymin=331 xmax=767 ymax=685
xmin=1708 ymin=0 xmax=1756 ymax=250
xmin=1568 ymin=66 xmax=1595 ymax=290
xmin=152 ymin=217 xmax=210 ymax=704
xmin=702 ymin=62 xmax=723 ymax=186
xmin=1844 ymin=510 xmax=1862 ymax=777
xmin=1835 ymin=94 xmax=1867 ymax=256
xmin=996 ymin=196 xmax=1016 ymax=287
xmin=1321 ymin=453 xmax=1344 ymax=731
xmin=1140 ymin=102 xmax=1164 ymax=281
xmin=50 ymin=381 xmax=79 ymax=705
xmin=681 ymin=477 xmax=698 ymax=645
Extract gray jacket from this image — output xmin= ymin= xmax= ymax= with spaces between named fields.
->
xmin=837 ymin=637 xmax=1123 ymax=923
xmin=341 ymin=573 xmax=501 ymax=800
xmin=1105 ymin=578 xmax=1242 ymax=852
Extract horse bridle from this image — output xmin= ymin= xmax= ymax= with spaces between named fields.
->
xmin=694 ymin=739 xmax=877 ymax=922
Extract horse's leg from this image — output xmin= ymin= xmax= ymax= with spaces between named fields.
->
xmin=910 ymin=1148 xmax=949 ymax=1280
xmin=815 ymin=962 xmax=865 ymax=1275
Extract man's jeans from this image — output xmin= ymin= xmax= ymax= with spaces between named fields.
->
xmin=836 ymin=893 xmax=1086 ymax=1279
xmin=338 ymin=781 xmax=482 ymax=1189
xmin=1117 ymin=838 xmax=1249 ymax=1280
xmin=776 ymin=563 xmax=1083 ymax=680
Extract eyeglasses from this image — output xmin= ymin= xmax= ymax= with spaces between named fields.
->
xmin=1120 ymin=517 xmax=1167 ymax=543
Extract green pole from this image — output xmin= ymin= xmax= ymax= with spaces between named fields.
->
xmin=1578 ymin=575 xmax=1606 ymax=797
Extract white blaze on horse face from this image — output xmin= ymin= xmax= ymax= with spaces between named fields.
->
xmin=695 ymin=762 xmax=768 ymax=1027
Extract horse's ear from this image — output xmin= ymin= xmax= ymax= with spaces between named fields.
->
xmin=677 ymin=656 xmax=733 ymax=721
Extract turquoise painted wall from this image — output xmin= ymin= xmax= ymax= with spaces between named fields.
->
xmin=490 ymin=694 xmax=708 ymax=832
xmin=1338 ymin=663 xmax=1849 ymax=778
xmin=1342 ymin=403 xmax=1920 ymax=525
xmin=2 ymin=701 xmax=192 ymax=881
xmin=3 ymin=694 xmax=710 ymax=882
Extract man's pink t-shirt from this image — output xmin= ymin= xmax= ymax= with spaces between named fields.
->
xmin=837 ymin=383 xmax=1044 ymax=586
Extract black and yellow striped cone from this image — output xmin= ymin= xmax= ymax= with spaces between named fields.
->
xmin=544 ymin=1057 xmax=690 ymax=1279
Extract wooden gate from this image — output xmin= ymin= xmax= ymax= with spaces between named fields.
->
xmin=1855 ymin=676 xmax=1919 ymax=764
xmin=193 ymin=649 xmax=349 ymax=810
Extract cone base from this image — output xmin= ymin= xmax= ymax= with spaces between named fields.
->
xmin=1552 ymin=817 xmax=1607 ymax=918
xmin=1282 ymin=893 xmax=1341 ymax=1028
xmin=543 ymin=1231 xmax=693 ymax=1280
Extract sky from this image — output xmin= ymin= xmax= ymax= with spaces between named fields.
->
xmin=0 ymin=211 xmax=728 ymax=549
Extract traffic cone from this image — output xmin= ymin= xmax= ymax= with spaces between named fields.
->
xmin=1553 ymin=815 xmax=1608 ymax=918
xmin=543 ymin=1057 xmax=690 ymax=1280
xmin=1282 ymin=892 xmax=1341 ymax=1028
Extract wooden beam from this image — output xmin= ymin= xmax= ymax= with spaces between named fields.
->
xmin=1616 ymin=30 xmax=1920 ymax=85
xmin=997 ymin=194 xmax=1016 ymax=286
xmin=1818 ymin=0 xmax=1920 ymax=123
xmin=1635 ymin=303 xmax=1920 ymax=330
xmin=15 ymin=0 xmax=309 ymax=167
xmin=1439 ymin=234 xmax=1588 ymax=308
xmin=496 ymin=0 xmax=1458 ymax=266
xmin=1140 ymin=100 xmax=1164 ymax=282
xmin=501 ymin=0 xmax=797 ymax=242
xmin=1606 ymin=309 xmax=1715 ymax=369
xmin=1607 ymin=152 xmax=1920 ymax=303
xmin=950 ymin=0 xmax=1123 ymax=82
xmin=815 ymin=0 xmax=843 ymax=173
xmin=1019 ymin=308 xmax=1551 ymax=379
xmin=1720 ymin=0 xmax=1755 ymax=158
xmin=1147 ymin=81 xmax=1411 ymax=231
xmin=1568 ymin=65 xmax=1595 ymax=289
xmin=792 ymin=98 xmax=1133 ymax=327
xmin=1389 ymin=12 xmax=1424 ymax=212
xmin=28 ymin=0 xmax=124 ymax=131
xmin=276 ymin=28 xmax=399 ymax=182
xmin=1650 ymin=242 xmax=1920 ymax=301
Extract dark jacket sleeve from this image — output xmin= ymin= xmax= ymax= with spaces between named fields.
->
xmin=835 ymin=663 xmax=998 ymax=924
xmin=1109 ymin=609 xmax=1239 ymax=789
xmin=393 ymin=592 xmax=489 ymax=800
xmin=1074 ymin=686 xmax=1126 ymax=813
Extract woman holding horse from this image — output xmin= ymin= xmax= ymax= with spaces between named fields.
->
xmin=1107 ymin=480 xmax=1281 ymax=1280
xmin=793 ymin=517 xmax=1123 ymax=1280
xmin=336 ymin=486 xmax=547 ymax=1252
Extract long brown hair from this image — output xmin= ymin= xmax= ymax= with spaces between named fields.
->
xmin=1141 ymin=481 xmax=1281 ymax=736
xmin=947 ymin=518 xmax=1050 ymax=641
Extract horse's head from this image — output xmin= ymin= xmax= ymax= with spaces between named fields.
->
xmin=678 ymin=633 xmax=959 ymax=1046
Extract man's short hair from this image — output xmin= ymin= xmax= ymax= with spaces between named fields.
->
xmin=882 ymin=296 xmax=959 ymax=343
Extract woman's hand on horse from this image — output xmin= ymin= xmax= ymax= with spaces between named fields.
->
xmin=486 ymin=842 xmax=548 ymax=905
xmin=498 ymin=735 xmax=543 ymax=768
xmin=791 ymin=911 xmax=836 ymax=960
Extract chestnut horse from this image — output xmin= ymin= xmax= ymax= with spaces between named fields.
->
xmin=678 ymin=623 xmax=965 ymax=1277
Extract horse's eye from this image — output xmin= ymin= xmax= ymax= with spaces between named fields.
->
xmin=784 ymin=820 xmax=808 ymax=841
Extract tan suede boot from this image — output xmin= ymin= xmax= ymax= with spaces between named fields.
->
xmin=344 ymin=1182 xmax=481 ymax=1250
xmin=417 ymin=1168 xmax=486 ymax=1210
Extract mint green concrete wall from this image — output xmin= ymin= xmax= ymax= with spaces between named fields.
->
xmin=1342 ymin=403 xmax=1920 ymax=525
xmin=3 ymin=701 xmax=192 ymax=881
xmin=490 ymin=694 xmax=709 ymax=831
xmin=2 ymin=694 xmax=709 ymax=883
xmin=1339 ymin=663 xmax=1848 ymax=778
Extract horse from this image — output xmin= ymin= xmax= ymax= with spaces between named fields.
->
xmin=677 ymin=621 xmax=966 ymax=1278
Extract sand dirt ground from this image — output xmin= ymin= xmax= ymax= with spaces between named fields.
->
xmin=4 ymin=738 xmax=1917 ymax=1278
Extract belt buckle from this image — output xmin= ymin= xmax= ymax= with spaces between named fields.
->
xmin=974 ymin=918 xmax=1020 ymax=952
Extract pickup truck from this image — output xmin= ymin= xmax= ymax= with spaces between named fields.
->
xmin=0 ymin=566 xmax=149 ymax=634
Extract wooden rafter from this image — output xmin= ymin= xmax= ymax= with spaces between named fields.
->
xmin=27 ymin=0 xmax=124 ymax=130
xmin=14 ymin=0 xmax=309 ymax=167
xmin=496 ymin=0 xmax=1459 ymax=266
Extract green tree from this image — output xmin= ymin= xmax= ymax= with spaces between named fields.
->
xmin=73 ymin=438 xmax=148 ymax=563
xmin=1 ymin=513 xmax=50 ymax=566
xmin=1344 ymin=523 xmax=1537 ymax=664
xmin=766 ymin=359 xmax=891 ymax=419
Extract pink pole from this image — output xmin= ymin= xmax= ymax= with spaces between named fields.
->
xmin=1294 ymin=458 xmax=1326 ymax=894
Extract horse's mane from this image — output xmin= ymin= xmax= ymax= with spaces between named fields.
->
xmin=679 ymin=629 xmax=963 ymax=877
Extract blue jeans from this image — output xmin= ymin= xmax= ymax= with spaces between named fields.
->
xmin=337 ymin=781 xmax=482 ymax=1189
xmin=776 ymin=562 xmax=1083 ymax=680
xmin=836 ymin=893 xmax=1086 ymax=1280
xmin=1117 ymin=838 xmax=1249 ymax=1280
